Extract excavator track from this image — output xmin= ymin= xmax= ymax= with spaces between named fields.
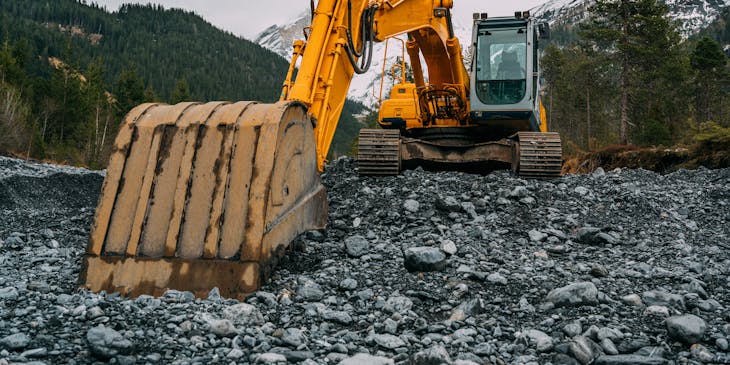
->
xmin=514 ymin=132 xmax=563 ymax=180
xmin=357 ymin=129 xmax=402 ymax=176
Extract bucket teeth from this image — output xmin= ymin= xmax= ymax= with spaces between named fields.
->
xmin=81 ymin=101 xmax=328 ymax=299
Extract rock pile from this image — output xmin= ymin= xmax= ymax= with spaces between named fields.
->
xmin=0 ymin=156 xmax=729 ymax=364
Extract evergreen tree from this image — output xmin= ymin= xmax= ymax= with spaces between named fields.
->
xmin=170 ymin=77 xmax=190 ymax=104
xmin=114 ymin=66 xmax=146 ymax=119
xmin=542 ymin=43 xmax=617 ymax=151
xmin=0 ymin=39 xmax=22 ymax=84
xmin=690 ymin=37 xmax=728 ymax=123
xmin=580 ymin=0 xmax=683 ymax=145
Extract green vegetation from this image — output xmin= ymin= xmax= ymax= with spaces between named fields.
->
xmin=541 ymin=0 xmax=730 ymax=153
xmin=0 ymin=0 xmax=364 ymax=166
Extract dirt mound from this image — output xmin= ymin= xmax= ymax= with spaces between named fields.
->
xmin=564 ymin=144 xmax=730 ymax=174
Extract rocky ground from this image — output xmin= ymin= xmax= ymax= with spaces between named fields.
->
xmin=0 ymin=155 xmax=729 ymax=365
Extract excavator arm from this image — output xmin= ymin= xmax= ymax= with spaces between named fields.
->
xmin=282 ymin=0 xmax=470 ymax=170
xmin=81 ymin=0 xmax=469 ymax=299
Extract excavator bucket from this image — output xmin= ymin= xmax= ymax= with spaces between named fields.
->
xmin=80 ymin=101 xmax=328 ymax=300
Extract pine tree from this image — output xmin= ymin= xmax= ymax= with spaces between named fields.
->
xmin=114 ymin=66 xmax=146 ymax=119
xmin=580 ymin=0 xmax=682 ymax=145
xmin=170 ymin=77 xmax=190 ymax=104
xmin=690 ymin=37 xmax=728 ymax=123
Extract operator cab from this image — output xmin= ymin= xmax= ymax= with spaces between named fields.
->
xmin=469 ymin=12 xmax=550 ymax=138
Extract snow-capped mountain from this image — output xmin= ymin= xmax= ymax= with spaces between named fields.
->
xmin=254 ymin=1 xmax=729 ymax=107
xmin=254 ymin=11 xmax=472 ymax=107
xmin=534 ymin=0 xmax=730 ymax=36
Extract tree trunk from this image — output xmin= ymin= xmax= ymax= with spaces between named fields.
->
xmin=620 ymin=58 xmax=629 ymax=145
xmin=586 ymin=88 xmax=591 ymax=151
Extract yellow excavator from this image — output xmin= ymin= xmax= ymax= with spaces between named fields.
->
xmin=81 ymin=0 xmax=561 ymax=299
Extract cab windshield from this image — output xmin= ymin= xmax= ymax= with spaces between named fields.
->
xmin=475 ymin=27 xmax=527 ymax=105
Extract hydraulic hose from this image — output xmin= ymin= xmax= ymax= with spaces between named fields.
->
xmin=345 ymin=4 xmax=377 ymax=75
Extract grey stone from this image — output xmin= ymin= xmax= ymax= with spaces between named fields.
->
xmin=322 ymin=310 xmax=353 ymax=325
xmin=404 ymin=247 xmax=447 ymax=272
xmin=297 ymin=281 xmax=324 ymax=302
xmin=254 ymin=291 xmax=278 ymax=306
xmin=690 ymin=344 xmax=715 ymax=363
xmin=601 ymin=339 xmax=619 ymax=355
xmin=685 ymin=280 xmax=708 ymax=299
xmin=577 ymin=227 xmax=601 ymax=244
xmin=525 ymin=329 xmax=554 ymax=352
xmin=281 ymin=328 xmax=307 ymax=348
xmin=436 ymin=196 xmax=461 ymax=212
xmin=0 ymin=287 xmax=18 ymax=300
xmin=440 ymin=239 xmax=457 ymax=255
xmin=339 ymin=278 xmax=358 ymax=290
xmin=86 ymin=326 xmax=133 ymax=359
xmin=449 ymin=298 xmax=486 ymax=321
xmin=642 ymin=290 xmax=685 ymax=309
xmin=338 ymin=354 xmax=394 ymax=365
xmin=487 ymin=272 xmax=508 ymax=285
xmin=590 ymin=264 xmax=609 ymax=277
xmin=643 ymin=305 xmax=670 ymax=317
xmin=280 ymin=350 xmax=315 ymax=362
xmin=574 ymin=186 xmax=590 ymax=195
xmin=403 ymin=199 xmax=420 ymax=213
xmin=162 ymin=289 xmax=194 ymax=303
xmin=564 ymin=322 xmax=583 ymax=337
xmin=634 ymin=346 xmax=667 ymax=358
xmin=597 ymin=327 xmax=624 ymax=341
xmin=384 ymin=296 xmax=413 ymax=313
xmin=4 ymin=235 xmax=24 ymax=248
xmin=569 ymin=336 xmax=602 ymax=365
xmin=20 ymin=347 xmax=47 ymax=358
xmin=1 ymin=333 xmax=30 ymax=350
xmin=227 ymin=348 xmax=245 ymax=359
xmin=412 ymin=345 xmax=452 ymax=364
xmin=40 ymin=228 xmax=54 ymax=239
xmin=666 ymin=314 xmax=706 ymax=344
xmin=529 ymin=230 xmax=548 ymax=242
xmin=547 ymin=282 xmax=599 ymax=307
xmin=345 ymin=235 xmax=370 ymax=258
xmin=27 ymin=281 xmax=50 ymax=294
xmin=383 ymin=318 xmax=398 ymax=334
xmin=370 ymin=334 xmax=406 ymax=349
xmin=453 ymin=361 xmax=480 ymax=365
xmin=208 ymin=319 xmax=238 ymax=338
xmin=621 ymin=294 xmax=644 ymax=307
xmin=717 ymin=338 xmax=729 ymax=351
xmin=553 ymin=353 xmax=582 ymax=365
xmin=223 ymin=303 xmax=264 ymax=326
xmin=255 ymin=352 xmax=288 ymax=363
xmin=207 ymin=287 xmax=222 ymax=301
xmin=87 ymin=306 xmax=104 ymax=320
xmin=594 ymin=355 xmax=667 ymax=365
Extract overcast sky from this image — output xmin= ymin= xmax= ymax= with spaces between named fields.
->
xmin=94 ymin=1 xmax=548 ymax=39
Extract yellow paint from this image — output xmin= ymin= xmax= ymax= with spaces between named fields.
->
xmin=284 ymin=0 xmax=470 ymax=171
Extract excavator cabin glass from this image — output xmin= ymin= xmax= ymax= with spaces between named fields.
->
xmin=475 ymin=26 xmax=528 ymax=105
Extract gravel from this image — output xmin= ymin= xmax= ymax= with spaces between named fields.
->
xmin=1 ymin=155 xmax=729 ymax=364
